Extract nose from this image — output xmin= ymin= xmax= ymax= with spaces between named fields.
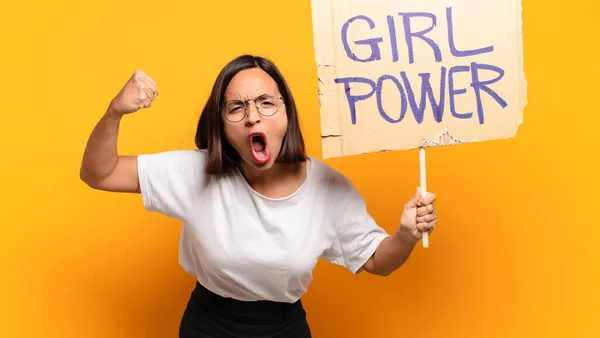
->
xmin=245 ymin=102 xmax=261 ymax=125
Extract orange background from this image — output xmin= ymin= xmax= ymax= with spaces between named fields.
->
xmin=1 ymin=1 xmax=598 ymax=337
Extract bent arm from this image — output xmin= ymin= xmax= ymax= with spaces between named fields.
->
xmin=80 ymin=108 xmax=140 ymax=193
xmin=361 ymin=231 xmax=418 ymax=276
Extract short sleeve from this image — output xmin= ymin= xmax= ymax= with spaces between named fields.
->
xmin=137 ymin=149 xmax=207 ymax=221
xmin=322 ymin=176 xmax=389 ymax=275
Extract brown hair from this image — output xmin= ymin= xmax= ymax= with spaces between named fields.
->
xmin=195 ymin=55 xmax=307 ymax=176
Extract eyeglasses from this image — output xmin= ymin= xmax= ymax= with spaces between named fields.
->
xmin=221 ymin=94 xmax=284 ymax=123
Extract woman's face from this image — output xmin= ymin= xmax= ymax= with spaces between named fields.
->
xmin=222 ymin=68 xmax=288 ymax=171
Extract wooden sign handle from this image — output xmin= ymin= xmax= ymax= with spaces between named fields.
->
xmin=420 ymin=147 xmax=429 ymax=248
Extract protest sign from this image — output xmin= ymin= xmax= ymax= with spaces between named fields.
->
xmin=310 ymin=0 xmax=527 ymax=246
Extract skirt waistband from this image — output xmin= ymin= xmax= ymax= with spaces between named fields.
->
xmin=191 ymin=282 xmax=304 ymax=325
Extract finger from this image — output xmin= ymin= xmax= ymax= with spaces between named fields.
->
xmin=418 ymin=192 xmax=437 ymax=206
xmin=415 ymin=213 xmax=434 ymax=224
xmin=406 ymin=187 xmax=422 ymax=209
xmin=133 ymin=69 xmax=153 ymax=84
xmin=139 ymin=86 xmax=156 ymax=103
xmin=416 ymin=213 xmax=436 ymax=224
xmin=416 ymin=204 xmax=435 ymax=217
xmin=411 ymin=228 xmax=424 ymax=239
xmin=137 ymin=72 xmax=157 ymax=94
xmin=140 ymin=76 xmax=157 ymax=92
xmin=147 ymin=76 xmax=157 ymax=86
xmin=138 ymin=91 xmax=152 ymax=108
xmin=416 ymin=221 xmax=436 ymax=233
xmin=144 ymin=87 xmax=156 ymax=102
xmin=149 ymin=84 xmax=158 ymax=96
xmin=416 ymin=222 xmax=429 ymax=232
xmin=133 ymin=70 xmax=157 ymax=91
xmin=140 ymin=99 xmax=152 ymax=109
xmin=136 ymin=70 xmax=157 ymax=88
xmin=143 ymin=73 xmax=157 ymax=86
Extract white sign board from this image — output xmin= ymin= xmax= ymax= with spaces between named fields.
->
xmin=311 ymin=0 xmax=526 ymax=158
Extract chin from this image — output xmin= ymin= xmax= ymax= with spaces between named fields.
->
xmin=241 ymin=152 xmax=278 ymax=171
xmin=252 ymin=162 xmax=275 ymax=171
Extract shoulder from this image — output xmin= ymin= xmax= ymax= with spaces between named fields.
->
xmin=308 ymin=157 xmax=357 ymax=196
xmin=137 ymin=149 xmax=209 ymax=217
xmin=137 ymin=149 xmax=209 ymax=187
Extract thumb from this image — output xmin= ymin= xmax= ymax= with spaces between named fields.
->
xmin=406 ymin=187 xmax=422 ymax=208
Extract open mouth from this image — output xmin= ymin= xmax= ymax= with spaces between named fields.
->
xmin=249 ymin=132 xmax=271 ymax=164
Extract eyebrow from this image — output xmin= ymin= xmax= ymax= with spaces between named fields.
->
xmin=224 ymin=93 xmax=271 ymax=103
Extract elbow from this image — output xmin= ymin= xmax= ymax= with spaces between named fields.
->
xmin=365 ymin=268 xmax=394 ymax=277
xmin=378 ymin=260 xmax=409 ymax=276
xmin=373 ymin=268 xmax=395 ymax=277
xmin=79 ymin=167 xmax=93 ymax=188
xmin=361 ymin=259 xmax=398 ymax=277
xmin=363 ymin=258 xmax=405 ymax=277
xmin=79 ymin=166 xmax=100 ymax=189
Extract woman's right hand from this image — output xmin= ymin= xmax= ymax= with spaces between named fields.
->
xmin=108 ymin=70 xmax=158 ymax=116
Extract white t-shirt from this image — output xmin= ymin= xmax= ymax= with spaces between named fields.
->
xmin=137 ymin=149 xmax=389 ymax=303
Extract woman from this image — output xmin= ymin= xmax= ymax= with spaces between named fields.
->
xmin=80 ymin=55 xmax=437 ymax=337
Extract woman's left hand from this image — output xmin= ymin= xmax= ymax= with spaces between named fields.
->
xmin=398 ymin=187 xmax=437 ymax=241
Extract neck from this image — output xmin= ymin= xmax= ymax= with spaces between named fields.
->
xmin=239 ymin=159 xmax=308 ymax=188
xmin=238 ymin=159 xmax=310 ymax=199
xmin=239 ymin=161 xmax=286 ymax=186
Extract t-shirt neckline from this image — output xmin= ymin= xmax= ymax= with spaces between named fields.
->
xmin=235 ymin=157 xmax=314 ymax=202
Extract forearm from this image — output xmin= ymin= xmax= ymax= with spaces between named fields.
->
xmin=80 ymin=108 xmax=123 ymax=184
xmin=368 ymin=231 xmax=418 ymax=276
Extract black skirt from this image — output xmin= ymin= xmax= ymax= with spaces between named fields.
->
xmin=179 ymin=282 xmax=312 ymax=338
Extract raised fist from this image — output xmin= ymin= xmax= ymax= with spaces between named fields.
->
xmin=108 ymin=70 xmax=158 ymax=116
